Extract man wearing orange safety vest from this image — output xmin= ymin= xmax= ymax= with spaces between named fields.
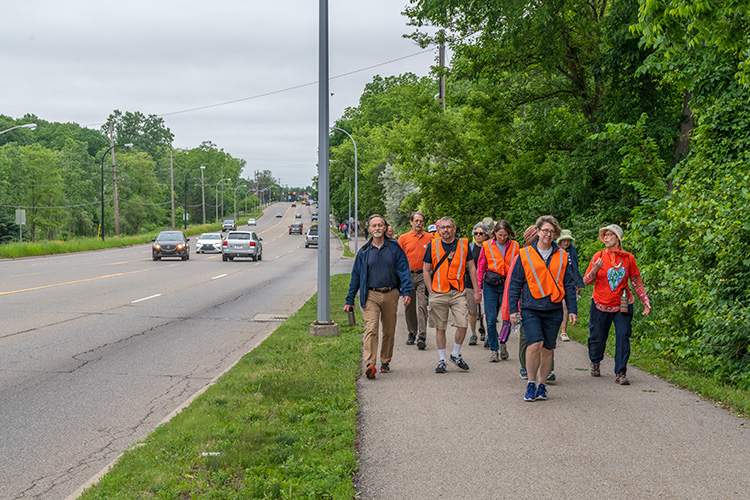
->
xmin=398 ymin=211 xmax=434 ymax=349
xmin=508 ymin=215 xmax=578 ymax=402
xmin=423 ymin=216 xmax=481 ymax=374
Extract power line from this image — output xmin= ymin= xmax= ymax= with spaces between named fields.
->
xmin=83 ymin=48 xmax=434 ymax=127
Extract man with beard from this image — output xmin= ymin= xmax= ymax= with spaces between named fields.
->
xmin=423 ymin=216 xmax=481 ymax=373
xmin=345 ymin=214 xmax=414 ymax=378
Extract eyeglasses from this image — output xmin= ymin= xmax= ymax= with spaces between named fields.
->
xmin=473 ymin=232 xmax=485 ymax=236
xmin=538 ymin=228 xmax=555 ymax=234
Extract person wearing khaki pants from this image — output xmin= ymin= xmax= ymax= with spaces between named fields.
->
xmin=362 ymin=288 xmax=400 ymax=369
xmin=345 ymin=214 xmax=414 ymax=379
xmin=398 ymin=211 xmax=433 ymax=349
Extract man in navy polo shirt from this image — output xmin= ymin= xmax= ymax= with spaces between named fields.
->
xmin=345 ymin=214 xmax=413 ymax=379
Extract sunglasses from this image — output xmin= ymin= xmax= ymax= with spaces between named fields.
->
xmin=473 ymin=231 xmax=485 ymax=236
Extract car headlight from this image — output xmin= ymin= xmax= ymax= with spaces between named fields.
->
xmin=154 ymin=244 xmax=161 ymax=250
xmin=177 ymin=243 xmax=185 ymax=250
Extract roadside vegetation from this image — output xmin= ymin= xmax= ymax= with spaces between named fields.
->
xmin=79 ymin=274 xmax=361 ymax=499
xmin=324 ymin=1 xmax=750 ymax=393
xmin=0 ymin=212 xmax=261 ymax=259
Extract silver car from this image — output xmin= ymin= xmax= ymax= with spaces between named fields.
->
xmin=305 ymin=227 xmax=318 ymax=248
xmin=222 ymin=231 xmax=263 ymax=261
xmin=195 ymin=232 xmax=223 ymax=253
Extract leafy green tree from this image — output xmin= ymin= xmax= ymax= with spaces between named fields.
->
xmin=116 ymin=151 xmax=167 ymax=233
xmin=0 ymin=143 xmax=65 ymax=240
xmin=103 ymin=110 xmax=174 ymax=159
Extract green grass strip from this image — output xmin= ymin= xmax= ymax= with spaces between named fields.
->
xmin=0 ymin=213 xmax=261 ymax=259
xmin=79 ymin=273 xmax=361 ymax=499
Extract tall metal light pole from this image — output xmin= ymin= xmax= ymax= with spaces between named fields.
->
xmin=100 ymin=143 xmax=133 ymax=240
xmin=330 ymin=159 xmax=351 ymax=238
xmin=331 ymin=127 xmax=357 ymax=251
xmin=313 ymin=0 xmax=335 ymax=334
xmin=215 ymin=179 xmax=231 ymax=222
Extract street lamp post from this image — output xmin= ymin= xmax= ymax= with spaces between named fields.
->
xmin=331 ymin=127 xmax=357 ymax=251
xmin=215 ymin=179 xmax=231 ymax=222
xmin=183 ymin=165 xmax=205 ymax=230
xmin=330 ymin=159 xmax=351 ymax=238
xmin=100 ymin=143 xmax=133 ymax=240
xmin=0 ymin=123 xmax=37 ymax=135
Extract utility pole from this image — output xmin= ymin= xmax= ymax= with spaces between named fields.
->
xmin=439 ymin=40 xmax=446 ymax=111
xmin=170 ymin=149 xmax=175 ymax=229
xmin=109 ymin=127 xmax=122 ymax=237
xmin=200 ymin=164 xmax=206 ymax=224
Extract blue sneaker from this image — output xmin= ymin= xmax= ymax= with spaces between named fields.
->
xmin=519 ymin=367 xmax=528 ymax=379
xmin=535 ymin=383 xmax=548 ymax=401
xmin=524 ymin=382 xmax=536 ymax=401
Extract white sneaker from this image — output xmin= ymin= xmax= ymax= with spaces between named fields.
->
xmin=560 ymin=332 xmax=570 ymax=341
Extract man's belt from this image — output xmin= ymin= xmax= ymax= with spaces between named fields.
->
xmin=411 ymin=270 xmax=423 ymax=274
xmin=368 ymin=286 xmax=396 ymax=293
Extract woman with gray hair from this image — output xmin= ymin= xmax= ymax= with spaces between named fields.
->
xmin=466 ymin=221 xmax=490 ymax=345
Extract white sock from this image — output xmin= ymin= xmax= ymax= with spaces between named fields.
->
xmin=452 ymin=344 xmax=462 ymax=358
xmin=438 ymin=349 xmax=446 ymax=361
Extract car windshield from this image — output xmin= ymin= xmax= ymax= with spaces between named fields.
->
xmin=230 ymin=233 xmax=251 ymax=240
xmin=157 ymin=232 xmax=183 ymax=241
xmin=201 ymin=234 xmax=221 ymax=240
xmin=309 ymin=228 xmax=318 ymax=235
xmin=223 ymin=220 xmax=234 ymax=224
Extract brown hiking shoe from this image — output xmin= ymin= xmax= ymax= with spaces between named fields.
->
xmin=615 ymin=372 xmax=630 ymax=385
xmin=590 ymin=362 xmax=601 ymax=377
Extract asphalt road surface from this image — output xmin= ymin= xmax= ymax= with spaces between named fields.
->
xmin=0 ymin=203 xmax=342 ymax=500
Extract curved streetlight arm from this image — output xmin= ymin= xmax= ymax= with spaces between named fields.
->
xmin=331 ymin=127 xmax=358 ymax=250
xmin=100 ymin=143 xmax=133 ymax=240
xmin=0 ymin=123 xmax=37 ymax=135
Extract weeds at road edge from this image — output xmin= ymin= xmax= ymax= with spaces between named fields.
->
xmin=78 ymin=273 xmax=362 ymax=500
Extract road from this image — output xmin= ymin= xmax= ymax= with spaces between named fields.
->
xmin=0 ymin=203 xmax=339 ymax=500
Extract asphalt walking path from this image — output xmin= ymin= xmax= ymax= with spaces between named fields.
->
xmin=345 ymin=238 xmax=750 ymax=499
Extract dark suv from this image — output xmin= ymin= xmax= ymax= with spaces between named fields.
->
xmin=222 ymin=219 xmax=237 ymax=232
xmin=152 ymin=231 xmax=190 ymax=261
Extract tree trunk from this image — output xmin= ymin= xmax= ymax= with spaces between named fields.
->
xmin=671 ymin=89 xmax=694 ymax=192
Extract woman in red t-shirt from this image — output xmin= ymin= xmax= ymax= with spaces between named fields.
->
xmin=583 ymin=224 xmax=651 ymax=385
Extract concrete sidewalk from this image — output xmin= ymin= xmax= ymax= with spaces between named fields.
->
xmin=354 ymin=306 xmax=750 ymax=499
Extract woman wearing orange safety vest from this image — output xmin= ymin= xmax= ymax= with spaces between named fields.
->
xmin=508 ymin=216 xmax=578 ymax=402
xmin=476 ymin=220 xmax=519 ymax=363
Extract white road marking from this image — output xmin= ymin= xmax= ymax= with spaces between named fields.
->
xmin=131 ymin=294 xmax=162 ymax=303
xmin=211 ymin=274 xmax=228 ymax=280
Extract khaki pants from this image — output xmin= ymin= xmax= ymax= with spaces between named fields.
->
xmin=362 ymin=289 xmax=400 ymax=366
xmin=404 ymin=271 xmax=428 ymax=339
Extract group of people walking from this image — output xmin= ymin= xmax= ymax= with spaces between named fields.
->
xmin=344 ymin=212 xmax=651 ymax=401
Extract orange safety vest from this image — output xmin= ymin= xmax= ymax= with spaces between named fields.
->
xmin=518 ymin=245 xmax=567 ymax=303
xmin=430 ymin=237 xmax=469 ymax=293
xmin=482 ymin=239 xmax=519 ymax=276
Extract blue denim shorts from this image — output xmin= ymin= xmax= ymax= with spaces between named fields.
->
xmin=521 ymin=308 xmax=564 ymax=350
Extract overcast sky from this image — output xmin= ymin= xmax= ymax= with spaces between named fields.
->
xmin=1 ymin=0 xmax=439 ymax=187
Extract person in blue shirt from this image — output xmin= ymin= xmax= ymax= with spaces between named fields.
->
xmin=508 ymin=216 xmax=578 ymax=401
xmin=345 ymin=214 xmax=413 ymax=379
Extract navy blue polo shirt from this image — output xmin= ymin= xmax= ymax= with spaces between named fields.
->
xmin=367 ymin=240 xmax=397 ymax=288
